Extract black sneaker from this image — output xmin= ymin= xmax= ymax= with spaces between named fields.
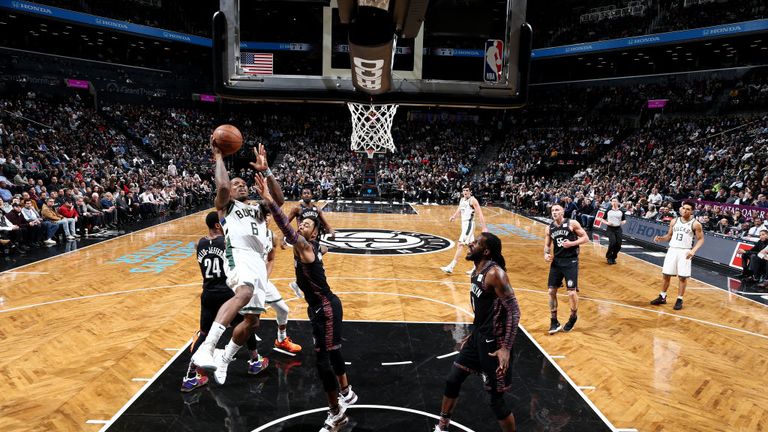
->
xmin=673 ymin=298 xmax=683 ymax=310
xmin=548 ymin=318 xmax=561 ymax=334
xmin=650 ymin=295 xmax=667 ymax=305
xmin=563 ymin=315 xmax=578 ymax=332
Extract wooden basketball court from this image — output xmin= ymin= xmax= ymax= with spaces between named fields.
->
xmin=1 ymin=203 xmax=766 ymax=432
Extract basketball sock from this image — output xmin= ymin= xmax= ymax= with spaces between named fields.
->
xmin=203 ymin=322 xmax=226 ymax=349
xmin=677 ymin=296 xmax=684 ymax=300
xmin=550 ymin=310 xmax=557 ymax=319
xmin=340 ymin=385 xmax=350 ymax=396
xmin=447 ymin=260 xmax=456 ymax=269
xmin=223 ymin=340 xmax=242 ymax=361
xmin=659 ymin=292 xmax=667 ymax=299
xmin=277 ymin=328 xmax=287 ymax=342
xmin=250 ymin=349 xmax=260 ymax=360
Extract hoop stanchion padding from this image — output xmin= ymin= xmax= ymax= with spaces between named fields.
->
xmin=347 ymin=102 xmax=398 ymax=158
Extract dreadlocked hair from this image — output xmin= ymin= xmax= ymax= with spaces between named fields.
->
xmin=482 ymin=232 xmax=506 ymax=271
xmin=303 ymin=216 xmax=326 ymax=239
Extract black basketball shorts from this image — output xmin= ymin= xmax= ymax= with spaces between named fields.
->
xmin=307 ymin=294 xmax=343 ymax=352
xmin=548 ymin=257 xmax=579 ymax=291
xmin=454 ymin=332 xmax=512 ymax=393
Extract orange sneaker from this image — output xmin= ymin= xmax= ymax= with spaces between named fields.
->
xmin=274 ymin=337 xmax=302 ymax=353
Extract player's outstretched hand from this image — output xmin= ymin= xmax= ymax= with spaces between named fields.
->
xmin=250 ymin=143 xmax=268 ymax=171
xmin=253 ymin=173 xmax=272 ymax=203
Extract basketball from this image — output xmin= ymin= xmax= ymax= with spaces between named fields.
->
xmin=212 ymin=124 xmax=243 ymax=156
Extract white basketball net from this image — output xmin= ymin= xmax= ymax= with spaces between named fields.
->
xmin=347 ymin=102 xmax=398 ymax=158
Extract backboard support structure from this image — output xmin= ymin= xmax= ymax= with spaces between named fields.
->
xmin=212 ymin=0 xmax=532 ymax=109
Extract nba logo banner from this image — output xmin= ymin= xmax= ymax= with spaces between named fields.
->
xmin=484 ymin=39 xmax=503 ymax=83
xmin=594 ymin=210 xmax=605 ymax=229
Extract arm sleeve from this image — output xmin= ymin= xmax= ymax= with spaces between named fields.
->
xmin=499 ymin=294 xmax=521 ymax=350
xmin=266 ymin=201 xmax=300 ymax=245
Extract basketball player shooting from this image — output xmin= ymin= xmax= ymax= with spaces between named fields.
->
xmin=441 ymin=185 xmax=487 ymax=275
xmin=191 ymin=139 xmax=284 ymax=377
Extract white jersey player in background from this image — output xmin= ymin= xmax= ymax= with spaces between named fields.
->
xmin=649 ymin=201 xmax=704 ymax=310
xmin=441 ymin=185 xmax=487 ymax=275
xmin=192 ymin=140 xmax=285 ymax=379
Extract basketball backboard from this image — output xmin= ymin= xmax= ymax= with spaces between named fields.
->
xmin=212 ymin=0 xmax=531 ymax=108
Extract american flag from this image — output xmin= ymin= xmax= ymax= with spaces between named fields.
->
xmin=241 ymin=52 xmax=273 ymax=75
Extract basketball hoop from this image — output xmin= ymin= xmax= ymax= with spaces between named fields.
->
xmin=348 ymin=102 xmax=398 ymax=158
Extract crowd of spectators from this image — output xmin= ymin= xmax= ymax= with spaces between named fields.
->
xmin=0 ymin=94 xmax=214 ymax=257
xmin=530 ymin=0 xmax=767 ymax=48
xmin=494 ymin=114 xmax=768 ymax=246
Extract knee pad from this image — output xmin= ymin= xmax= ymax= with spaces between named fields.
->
xmin=489 ymin=392 xmax=511 ymax=420
xmin=272 ymin=300 xmax=289 ymax=326
xmin=329 ymin=349 xmax=346 ymax=376
xmin=444 ymin=366 xmax=469 ymax=398
xmin=315 ymin=351 xmax=338 ymax=392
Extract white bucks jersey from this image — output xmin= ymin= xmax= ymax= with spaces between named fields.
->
xmin=222 ymin=200 xmax=269 ymax=254
xmin=669 ymin=217 xmax=695 ymax=249
xmin=459 ymin=197 xmax=475 ymax=222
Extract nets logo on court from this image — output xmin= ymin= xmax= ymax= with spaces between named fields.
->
xmin=320 ymin=229 xmax=453 ymax=255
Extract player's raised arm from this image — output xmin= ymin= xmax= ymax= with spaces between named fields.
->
xmin=211 ymin=136 xmax=230 ymax=211
xmin=250 ymin=143 xmax=285 ymax=207
xmin=253 ymin=174 xmax=310 ymax=254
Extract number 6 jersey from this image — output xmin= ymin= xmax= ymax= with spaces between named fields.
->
xmin=221 ymin=199 xmax=270 ymax=255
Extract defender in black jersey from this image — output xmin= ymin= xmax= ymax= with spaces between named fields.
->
xmin=180 ymin=212 xmax=261 ymax=392
xmin=255 ymin=175 xmax=356 ymax=432
xmin=435 ymin=233 xmax=521 ymax=432
xmin=544 ymin=203 xmax=589 ymax=334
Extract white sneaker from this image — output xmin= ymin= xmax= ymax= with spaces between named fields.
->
xmin=74 ymin=234 xmax=82 ymax=238
xmin=339 ymin=386 xmax=358 ymax=407
xmin=44 ymin=239 xmax=57 ymax=246
xmin=433 ymin=425 xmax=447 ymax=432
xmin=191 ymin=345 xmax=217 ymax=373
xmin=465 ymin=269 xmax=474 ymax=275
xmin=440 ymin=266 xmax=453 ymax=274
xmin=289 ymin=282 xmax=303 ymax=298
xmin=66 ymin=235 xmax=76 ymax=240
xmin=212 ymin=349 xmax=233 ymax=385
xmin=319 ymin=408 xmax=348 ymax=432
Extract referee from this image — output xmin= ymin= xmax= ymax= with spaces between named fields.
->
xmin=600 ymin=198 xmax=626 ymax=265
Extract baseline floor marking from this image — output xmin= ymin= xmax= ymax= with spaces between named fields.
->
xmin=250 ymin=404 xmax=476 ymax=432
xmin=0 ymin=209 xmax=208 ymax=275
xmin=130 ymin=378 xmax=151 ymax=382
xmin=272 ymin=347 xmax=296 ymax=357
xmin=436 ymin=351 xmax=459 ymax=359
xmin=579 ymin=386 xmax=597 ymax=390
xmin=0 ymin=283 xmax=198 ymax=314
xmin=98 ymin=339 xmax=192 ymax=432
xmin=85 ymin=420 xmax=109 ymax=425
xmin=2 ymin=271 xmax=50 ymax=275
xmin=551 ymin=355 xmax=566 ymax=359
xmin=517 ymin=325 xmax=620 ymax=432
xmin=381 ymin=361 xmax=413 ymax=366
